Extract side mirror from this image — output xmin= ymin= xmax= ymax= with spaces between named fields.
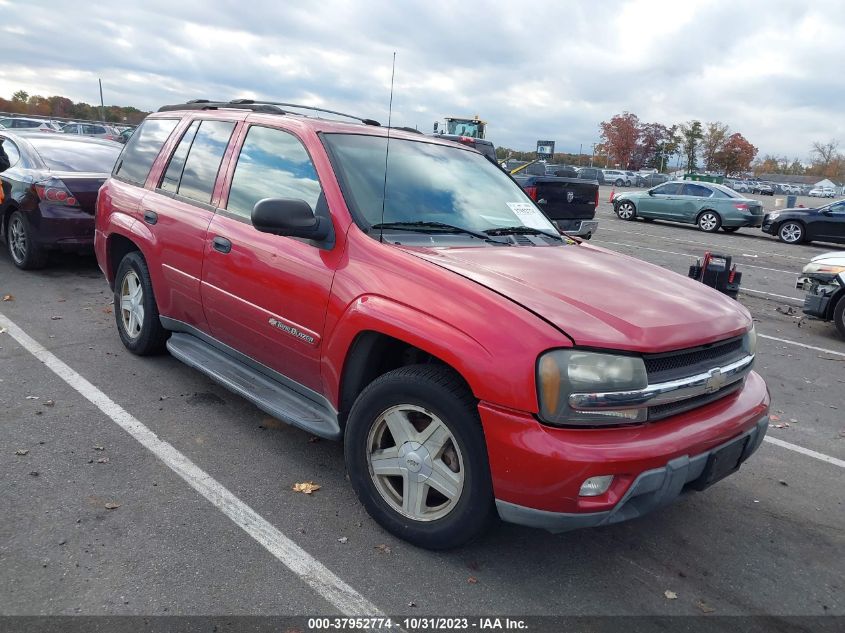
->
xmin=648 ymin=190 xmax=655 ymax=196
xmin=252 ymin=198 xmax=330 ymax=241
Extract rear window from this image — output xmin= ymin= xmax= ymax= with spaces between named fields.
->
xmin=28 ymin=138 xmax=122 ymax=172
xmin=113 ymin=118 xmax=179 ymax=185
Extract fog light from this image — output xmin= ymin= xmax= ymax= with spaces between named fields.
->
xmin=579 ymin=475 xmax=614 ymax=497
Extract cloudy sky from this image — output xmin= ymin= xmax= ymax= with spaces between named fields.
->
xmin=2 ymin=0 xmax=844 ymax=159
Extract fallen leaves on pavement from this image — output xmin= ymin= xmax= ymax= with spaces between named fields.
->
xmin=292 ymin=481 xmax=321 ymax=495
xmin=374 ymin=543 xmax=391 ymax=554
xmin=104 ymin=502 xmax=121 ymax=510
xmin=664 ymin=590 xmax=678 ymax=600
xmin=337 ymin=536 xmax=348 ymax=544
xmin=2 ymin=294 xmax=14 ymax=302
xmin=97 ymin=457 xmax=110 ymax=464
xmin=467 ymin=576 xmax=478 ymax=585
xmin=15 ymin=449 xmax=29 ymax=456
xmin=696 ymin=600 xmax=715 ymax=614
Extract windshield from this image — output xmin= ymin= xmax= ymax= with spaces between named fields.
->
xmin=445 ymin=119 xmax=483 ymax=138
xmin=323 ymin=134 xmax=557 ymax=235
xmin=29 ymin=138 xmax=122 ymax=172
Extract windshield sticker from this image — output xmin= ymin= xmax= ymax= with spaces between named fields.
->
xmin=506 ymin=202 xmax=551 ymax=230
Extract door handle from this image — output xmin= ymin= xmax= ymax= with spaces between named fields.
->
xmin=212 ymin=236 xmax=232 ymax=254
xmin=143 ymin=210 xmax=158 ymax=225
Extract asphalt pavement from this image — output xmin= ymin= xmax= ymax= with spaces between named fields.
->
xmin=1 ymin=190 xmax=843 ymax=625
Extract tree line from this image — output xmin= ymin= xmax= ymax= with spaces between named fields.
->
xmin=0 ymin=90 xmax=149 ymax=125
xmin=598 ymin=113 xmax=758 ymax=176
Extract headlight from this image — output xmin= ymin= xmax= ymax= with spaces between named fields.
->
xmin=767 ymin=212 xmax=780 ymax=220
xmin=745 ymin=325 xmax=757 ymax=356
xmin=537 ymin=350 xmax=648 ymax=426
xmin=802 ymin=262 xmax=845 ymax=275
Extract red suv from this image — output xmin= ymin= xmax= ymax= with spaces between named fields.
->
xmin=95 ymin=100 xmax=769 ymax=549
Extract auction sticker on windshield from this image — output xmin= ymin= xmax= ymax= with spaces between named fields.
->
xmin=506 ymin=202 xmax=551 ymax=230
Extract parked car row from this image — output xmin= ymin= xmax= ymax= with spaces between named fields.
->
xmin=613 ymin=180 xmax=845 ymax=246
xmin=0 ymin=116 xmax=135 ymax=143
xmin=723 ymin=178 xmax=838 ymax=197
xmin=541 ymin=165 xmax=670 ymax=188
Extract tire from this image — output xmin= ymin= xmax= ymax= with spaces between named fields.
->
xmin=615 ymin=179 xmax=624 ymax=187
xmin=697 ymin=210 xmax=722 ymax=232
xmin=615 ymin=201 xmax=637 ymax=220
xmin=722 ymin=226 xmax=740 ymax=233
xmin=344 ymin=364 xmax=495 ymax=550
xmin=834 ymin=296 xmax=845 ymax=339
xmin=6 ymin=210 xmax=48 ymax=270
xmin=777 ymin=221 xmax=804 ymax=244
xmin=113 ymin=251 xmax=169 ymax=355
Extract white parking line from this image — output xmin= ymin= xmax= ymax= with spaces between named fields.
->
xmin=0 ymin=311 xmax=382 ymax=617
xmin=595 ymin=239 xmax=796 ymax=275
xmin=764 ymin=437 xmax=845 ymax=468
xmin=742 ymin=288 xmax=803 ymax=304
xmin=596 ymin=224 xmax=815 ymax=262
xmin=759 ymin=333 xmax=845 ymax=357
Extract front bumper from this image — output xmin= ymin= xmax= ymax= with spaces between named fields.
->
xmin=479 ymin=370 xmax=769 ymax=531
xmin=497 ymin=416 xmax=767 ymax=532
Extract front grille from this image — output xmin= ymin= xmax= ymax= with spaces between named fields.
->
xmin=644 ymin=336 xmax=746 ymax=383
xmin=648 ymin=381 xmax=743 ymax=421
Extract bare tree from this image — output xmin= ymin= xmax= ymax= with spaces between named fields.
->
xmin=811 ymin=139 xmax=840 ymax=169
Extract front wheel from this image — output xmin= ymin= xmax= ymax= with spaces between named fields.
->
xmin=615 ymin=201 xmax=637 ymax=220
xmin=697 ymin=211 xmax=722 ymax=232
xmin=834 ymin=297 xmax=845 ymax=339
xmin=345 ymin=365 xmax=495 ymax=549
xmin=615 ymin=179 xmax=624 ymax=187
xmin=113 ymin=251 xmax=169 ymax=355
xmin=777 ymin=221 xmax=804 ymax=244
xmin=6 ymin=210 xmax=47 ymax=270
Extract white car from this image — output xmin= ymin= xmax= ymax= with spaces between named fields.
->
xmin=809 ymin=188 xmax=835 ymax=198
xmin=603 ymin=169 xmax=631 ymax=186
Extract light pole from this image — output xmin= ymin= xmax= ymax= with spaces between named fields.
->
xmin=591 ymin=143 xmax=597 ymax=167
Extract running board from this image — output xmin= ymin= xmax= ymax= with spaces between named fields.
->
xmin=166 ymin=333 xmax=342 ymax=440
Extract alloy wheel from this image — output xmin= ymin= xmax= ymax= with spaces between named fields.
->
xmin=366 ymin=404 xmax=464 ymax=522
xmin=699 ymin=212 xmax=719 ymax=232
xmin=8 ymin=215 xmax=27 ymax=265
xmin=779 ymin=222 xmax=803 ymax=243
xmin=617 ymin=202 xmax=635 ymax=220
xmin=119 ymin=270 xmax=145 ymax=339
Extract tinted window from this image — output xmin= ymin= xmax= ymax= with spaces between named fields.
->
xmin=85 ymin=125 xmax=106 ymax=134
xmin=323 ymin=134 xmax=557 ymax=233
xmin=160 ymin=121 xmax=200 ymax=193
xmin=113 ymin=118 xmax=179 ymax=185
xmin=682 ymin=183 xmax=713 ymax=197
xmin=226 ymin=126 xmax=321 ymax=220
xmin=28 ymin=138 xmax=122 ymax=172
xmin=176 ymin=120 xmax=235 ymax=204
xmin=653 ymin=183 xmax=682 ymax=195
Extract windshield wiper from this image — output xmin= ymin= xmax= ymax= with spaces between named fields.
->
xmin=483 ymin=225 xmax=563 ymax=241
xmin=370 ymin=221 xmax=510 ymax=244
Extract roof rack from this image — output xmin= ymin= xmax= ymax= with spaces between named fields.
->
xmin=157 ymin=99 xmax=380 ymax=127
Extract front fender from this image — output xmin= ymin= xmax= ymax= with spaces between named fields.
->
xmin=323 ymin=294 xmax=538 ymax=412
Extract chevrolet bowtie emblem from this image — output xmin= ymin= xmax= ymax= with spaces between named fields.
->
xmin=704 ymin=368 xmax=725 ymax=394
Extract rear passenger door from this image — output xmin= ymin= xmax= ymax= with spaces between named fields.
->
xmin=140 ymin=118 xmax=237 ymax=331
xmin=201 ymin=124 xmax=335 ymax=393
xmin=677 ymin=183 xmax=713 ymax=222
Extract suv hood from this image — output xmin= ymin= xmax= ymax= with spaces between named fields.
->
xmin=403 ymin=243 xmax=750 ymax=353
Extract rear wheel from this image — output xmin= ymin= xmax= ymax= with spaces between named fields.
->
xmin=113 ymin=251 xmax=169 ymax=355
xmin=614 ymin=179 xmax=624 ymax=187
xmin=697 ymin=211 xmax=721 ymax=232
xmin=6 ymin=210 xmax=47 ymax=270
xmin=345 ymin=365 xmax=495 ymax=549
xmin=615 ymin=201 xmax=636 ymax=220
xmin=777 ymin=221 xmax=804 ymax=244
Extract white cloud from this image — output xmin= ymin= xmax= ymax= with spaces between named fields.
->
xmin=1 ymin=0 xmax=844 ymax=159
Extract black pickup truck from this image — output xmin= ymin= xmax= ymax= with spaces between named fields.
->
xmin=513 ymin=173 xmax=600 ymax=239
